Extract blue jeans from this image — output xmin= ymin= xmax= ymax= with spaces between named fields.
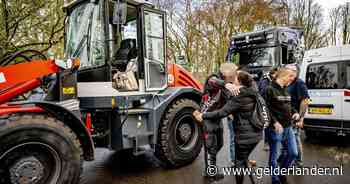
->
xmin=228 ymin=118 xmax=235 ymax=163
xmin=280 ymin=128 xmax=303 ymax=163
xmin=267 ymin=126 xmax=298 ymax=183
xmin=293 ymin=128 xmax=302 ymax=162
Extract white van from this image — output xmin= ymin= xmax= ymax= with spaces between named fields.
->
xmin=300 ymin=45 xmax=350 ymax=137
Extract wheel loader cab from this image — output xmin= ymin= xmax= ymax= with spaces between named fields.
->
xmin=110 ymin=1 xmax=168 ymax=92
xmin=64 ymin=0 xmax=167 ymax=94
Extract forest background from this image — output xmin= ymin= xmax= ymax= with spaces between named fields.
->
xmin=1 ymin=0 xmax=349 ymax=80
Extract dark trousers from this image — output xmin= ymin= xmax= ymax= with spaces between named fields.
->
xmin=203 ymin=119 xmax=223 ymax=156
xmin=234 ymin=142 xmax=259 ymax=184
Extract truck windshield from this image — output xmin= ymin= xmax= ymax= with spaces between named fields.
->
xmin=65 ymin=2 xmax=105 ymax=68
xmin=237 ymin=47 xmax=276 ymax=67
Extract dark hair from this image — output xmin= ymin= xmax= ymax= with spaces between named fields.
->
xmin=270 ymin=67 xmax=279 ymax=75
xmin=237 ymin=71 xmax=253 ymax=88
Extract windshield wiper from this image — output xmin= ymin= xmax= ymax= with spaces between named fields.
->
xmin=72 ymin=11 xmax=93 ymax=58
xmin=72 ymin=35 xmax=87 ymax=58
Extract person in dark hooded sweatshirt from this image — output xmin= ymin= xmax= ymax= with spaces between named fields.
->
xmin=264 ymin=67 xmax=300 ymax=184
xmin=193 ymin=71 xmax=262 ymax=184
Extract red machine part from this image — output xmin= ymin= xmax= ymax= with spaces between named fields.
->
xmin=85 ymin=113 xmax=93 ymax=134
xmin=0 ymin=60 xmax=59 ymax=116
xmin=167 ymin=64 xmax=203 ymax=91
xmin=0 ymin=60 xmax=59 ymax=105
xmin=0 ymin=104 xmax=44 ymax=116
xmin=0 ymin=60 xmax=58 ymax=89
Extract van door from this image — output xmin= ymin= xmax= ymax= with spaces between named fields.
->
xmin=305 ymin=62 xmax=343 ymax=129
xmin=340 ymin=61 xmax=350 ymax=129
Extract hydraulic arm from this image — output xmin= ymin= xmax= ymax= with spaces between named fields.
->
xmin=0 ymin=60 xmax=59 ymax=104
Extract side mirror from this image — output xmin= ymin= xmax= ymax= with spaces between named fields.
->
xmin=112 ymin=1 xmax=127 ymax=25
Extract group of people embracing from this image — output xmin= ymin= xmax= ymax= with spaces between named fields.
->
xmin=193 ymin=63 xmax=309 ymax=184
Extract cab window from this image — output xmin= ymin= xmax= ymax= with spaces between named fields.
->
xmin=110 ymin=4 xmax=139 ymax=72
xmin=65 ymin=2 xmax=105 ymax=68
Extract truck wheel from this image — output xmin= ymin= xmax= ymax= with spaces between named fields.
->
xmin=0 ymin=114 xmax=82 ymax=184
xmin=155 ymin=99 xmax=203 ymax=168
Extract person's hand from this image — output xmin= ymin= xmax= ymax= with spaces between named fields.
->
xmin=296 ymin=118 xmax=304 ymax=128
xmin=292 ymin=113 xmax=300 ymax=121
xmin=228 ymin=114 xmax=234 ymax=120
xmin=274 ymin=122 xmax=283 ymax=134
xmin=193 ymin=110 xmax=203 ymax=124
xmin=225 ymin=83 xmax=241 ymax=96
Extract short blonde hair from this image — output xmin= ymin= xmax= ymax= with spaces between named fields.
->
xmin=219 ymin=63 xmax=238 ymax=77
xmin=276 ymin=67 xmax=293 ymax=79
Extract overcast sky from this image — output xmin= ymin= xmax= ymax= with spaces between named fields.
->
xmin=316 ymin=0 xmax=347 ymax=19
xmin=316 ymin=0 xmax=347 ymax=12
xmin=314 ymin=0 xmax=347 ymax=29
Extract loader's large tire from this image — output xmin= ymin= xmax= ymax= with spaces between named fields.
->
xmin=155 ymin=99 xmax=203 ymax=168
xmin=0 ymin=114 xmax=82 ymax=184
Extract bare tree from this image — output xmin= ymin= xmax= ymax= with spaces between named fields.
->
xmin=341 ymin=2 xmax=350 ymax=44
xmin=329 ymin=6 xmax=342 ymax=45
xmin=327 ymin=2 xmax=350 ymax=46
xmin=278 ymin=0 xmax=327 ymax=49
xmin=0 ymin=0 xmax=65 ymax=59
xmin=153 ymin=0 xmax=328 ymax=80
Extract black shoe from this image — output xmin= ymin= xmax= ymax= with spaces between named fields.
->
xmin=213 ymin=172 xmax=224 ymax=181
xmin=278 ymin=175 xmax=289 ymax=184
xmin=294 ymin=161 xmax=303 ymax=167
xmin=203 ymin=171 xmax=224 ymax=181
xmin=203 ymin=153 xmax=224 ymax=181
xmin=272 ymin=181 xmax=282 ymax=184
xmin=235 ymin=175 xmax=244 ymax=184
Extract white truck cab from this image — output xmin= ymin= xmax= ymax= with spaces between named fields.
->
xmin=300 ymin=45 xmax=350 ymax=137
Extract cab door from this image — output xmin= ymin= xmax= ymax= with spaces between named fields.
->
xmin=139 ymin=6 xmax=167 ymax=91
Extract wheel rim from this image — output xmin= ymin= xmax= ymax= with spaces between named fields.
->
xmin=0 ymin=142 xmax=61 ymax=184
xmin=174 ymin=113 xmax=199 ymax=152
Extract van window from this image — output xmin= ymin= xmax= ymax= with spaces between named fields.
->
xmin=340 ymin=61 xmax=350 ymax=89
xmin=306 ymin=63 xmax=340 ymax=89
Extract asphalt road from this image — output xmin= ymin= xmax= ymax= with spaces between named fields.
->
xmin=80 ymin=123 xmax=350 ymax=184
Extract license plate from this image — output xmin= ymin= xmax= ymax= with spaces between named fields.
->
xmin=308 ymin=107 xmax=333 ymax=115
